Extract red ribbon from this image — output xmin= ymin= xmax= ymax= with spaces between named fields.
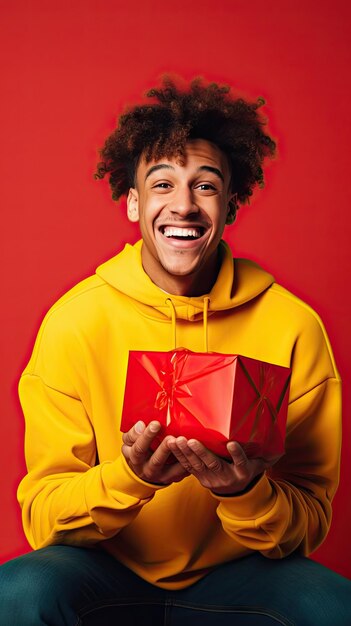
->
xmin=154 ymin=351 xmax=192 ymax=414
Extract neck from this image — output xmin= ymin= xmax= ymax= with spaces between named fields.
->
xmin=141 ymin=247 xmax=221 ymax=297
xmin=153 ymin=273 xmax=215 ymax=297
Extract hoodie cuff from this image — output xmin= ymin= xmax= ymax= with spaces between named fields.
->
xmin=102 ymin=456 xmax=167 ymax=500
xmin=213 ymin=474 xmax=275 ymax=521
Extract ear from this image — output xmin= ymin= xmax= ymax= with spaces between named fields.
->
xmin=225 ymin=193 xmax=238 ymax=225
xmin=127 ymin=188 xmax=139 ymax=223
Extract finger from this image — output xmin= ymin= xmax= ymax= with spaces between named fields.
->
xmin=187 ymin=439 xmax=224 ymax=473
xmin=166 ymin=437 xmax=196 ymax=473
xmin=148 ymin=440 xmax=190 ymax=483
xmin=227 ymin=441 xmax=250 ymax=477
xmin=122 ymin=420 xmax=145 ymax=446
xmin=148 ymin=436 xmax=175 ymax=468
xmin=169 ymin=437 xmax=208 ymax=473
xmin=128 ymin=421 xmax=162 ymax=466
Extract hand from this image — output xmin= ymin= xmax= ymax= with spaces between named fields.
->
xmin=122 ymin=421 xmax=190 ymax=486
xmin=166 ymin=437 xmax=272 ymax=495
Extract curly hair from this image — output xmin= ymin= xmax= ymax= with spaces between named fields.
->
xmin=95 ymin=77 xmax=276 ymax=216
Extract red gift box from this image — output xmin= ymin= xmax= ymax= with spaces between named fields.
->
xmin=121 ymin=349 xmax=291 ymax=461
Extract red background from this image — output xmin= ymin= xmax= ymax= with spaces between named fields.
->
xmin=1 ymin=0 xmax=350 ymax=577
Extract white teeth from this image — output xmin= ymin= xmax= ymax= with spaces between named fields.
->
xmin=163 ymin=227 xmax=201 ymax=238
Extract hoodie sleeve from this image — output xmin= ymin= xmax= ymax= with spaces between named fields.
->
xmin=213 ymin=309 xmax=341 ymax=558
xmin=17 ymin=306 xmax=164 ymax=550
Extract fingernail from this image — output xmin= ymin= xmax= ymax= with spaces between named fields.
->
xmin=149 ymin=422 xmax=160 ymax=433
xmin=135 ymin=421 xmax=144 ymax=434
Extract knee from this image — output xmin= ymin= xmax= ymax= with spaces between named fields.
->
xmin=0 ymin=552 xmax=41 ymax=602
xmin=0 ymin=553 xmax=48 ymax=624
xmin=1 ymin=549 xmax=68 ymax=595
xmin=291 ymin=568 xmax=351 ymax=626
xmin=0 ymin=547 xmax=79 ymax=625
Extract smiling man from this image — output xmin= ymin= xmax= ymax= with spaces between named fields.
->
xmin=1 ymin=77 xmax=351 ymax=625
xmin=127 ymin=139 xmax=233 ymax=295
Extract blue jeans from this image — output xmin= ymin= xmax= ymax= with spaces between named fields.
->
xmin=0 ymin=546 xmax=350 ymax=625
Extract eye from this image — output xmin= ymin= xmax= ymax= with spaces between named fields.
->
xmin=152 ymin=181 xmax=172 ymax=191
xmin=198 ymin=183 xmax=215 ymax=190
xmin=195 ymin=182 xmax=217 ymax=193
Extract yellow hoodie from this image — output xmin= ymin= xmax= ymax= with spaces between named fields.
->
xmin=18 ymin=240 xmax=341 ymax=590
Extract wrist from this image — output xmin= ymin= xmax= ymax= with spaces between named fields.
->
xmin=212 ymin=472 xmax=264 ymax=497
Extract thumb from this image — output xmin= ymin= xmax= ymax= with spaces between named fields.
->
xmin=227 ymin=441 xmax=249 ymax=476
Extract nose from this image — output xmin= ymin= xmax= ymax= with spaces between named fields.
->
xmin=169 ymin=185 xmax=199 ymax=217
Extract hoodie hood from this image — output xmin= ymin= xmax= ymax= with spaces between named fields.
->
xmin=96 ymin=240 xmax=274 ymax=323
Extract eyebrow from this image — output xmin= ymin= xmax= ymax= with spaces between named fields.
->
xmin=144 ymin=164 xmax=225 ymax=182
xmin=199 ymin=166 xmax=224 ymax=182
xmin=144 ymin=164 xmax=174 ymax=181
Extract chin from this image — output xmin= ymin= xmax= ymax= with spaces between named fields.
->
xmin=161 ymin=262 xmax=198 ymax=277
xmin=159 ymin=254 xmax=202 ymax=277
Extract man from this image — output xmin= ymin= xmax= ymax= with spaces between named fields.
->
xmin=1 ymin=77 xmax=350 ymax=625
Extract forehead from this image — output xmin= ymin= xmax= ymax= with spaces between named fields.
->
xmin=135 ymin=139 xmax=231 ymax=183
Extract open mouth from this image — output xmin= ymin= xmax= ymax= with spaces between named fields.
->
xmin=160 ymin=226 xmax=205 ymax=241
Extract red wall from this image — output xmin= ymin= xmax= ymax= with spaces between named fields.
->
xmin=1 ymin=0 xmax=350 ymax=577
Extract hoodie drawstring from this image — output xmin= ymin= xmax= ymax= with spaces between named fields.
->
xmin=166 ymin=297 xmax=210 ymax=352
xmin=165 ymin=298 xmax=177 ymax=349
xmin=203 ymin=297 xmax=210 ymax=352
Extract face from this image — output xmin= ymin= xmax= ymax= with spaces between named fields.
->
xmin=127 ymin=139 xmax=234 ymax=296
